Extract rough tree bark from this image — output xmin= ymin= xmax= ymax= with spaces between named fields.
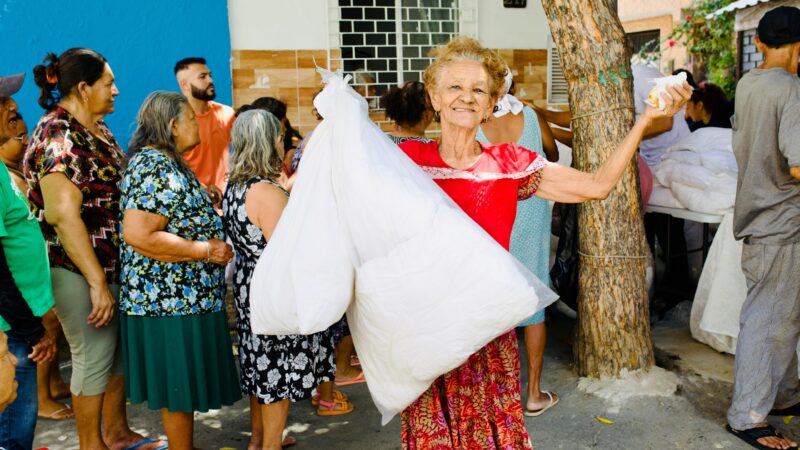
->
xmin=541 ymin=0 xmax=654 ymax=377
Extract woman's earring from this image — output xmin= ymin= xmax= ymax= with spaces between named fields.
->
xmin=433 ymin=110 xmax=441 ymax=122
xmin=481 ymin=115 xmax=490 ymax=124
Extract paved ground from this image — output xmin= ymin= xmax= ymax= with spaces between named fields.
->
xmin=33 ymin=311 xmax=797 ymax=449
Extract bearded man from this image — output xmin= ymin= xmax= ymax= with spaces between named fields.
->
xmin=174 ymin=57 xmax=235 ymax=202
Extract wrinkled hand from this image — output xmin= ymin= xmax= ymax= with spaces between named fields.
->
xmin=28 ymin=330 xmax=56 ymax=364
xmin=206 ymin=239 xmax=233 ymax=266
xmin=643 ymin=82 xmax=693 ymax=120
xmin=205 ymin=185 xmax=223 ymax=208
xmin=0 ymin=332 xmax=18 ymax=413
xmin=87 ymin=283 xmax=115 ymax=328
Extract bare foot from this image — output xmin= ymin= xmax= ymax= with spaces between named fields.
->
xmin=246 ymin=435 xmax=295 ymax=449
xmin=37 ymin=399 xmax=74 ymax=420
xmin=105 ymin=431 xmax=166 ymax=450
xmin=756 ymin=433 xmax=797 ymax=449
xmin=526 ymin=391 xmax=559 ymax=412
xmin=730 ymin=423 xmax=797 ymax=450
xmin=283 ymin=435 xmax=297 ymax=448
xmin=247 ymin=437 xmax=261 ymax=450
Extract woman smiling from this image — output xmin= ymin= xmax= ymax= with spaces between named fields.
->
xmin=398 ymin=37 xmax=690 ymax=449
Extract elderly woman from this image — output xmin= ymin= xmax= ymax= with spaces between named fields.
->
xmin=398 ymin=37 xmax=690 ymax=449
xmin=25 ymin=48 xmax=163 ymax=450
xmin=120 ymin=91 xmax=239 ymax=449
xmin=222 ymin=110 xmax=351 ymax=450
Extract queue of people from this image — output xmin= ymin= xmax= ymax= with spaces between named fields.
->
xmin=4 ymin=14 xmax=796 ymax=450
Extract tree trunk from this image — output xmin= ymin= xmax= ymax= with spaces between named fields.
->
xmin=541 ymin=0 xmax=654 ymax=377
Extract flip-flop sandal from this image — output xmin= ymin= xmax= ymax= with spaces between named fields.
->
xmin=334 ymin=371 xmax=366 ymax=387
xmin=38 ymin=404 xmax=74 ymax=420
xmin=726 ymin=424 xmax=799 ymax=450
xmin=771 ymin=402 xmax=800 ymax=416
xmin=311 ymin=390 xmax=348 ymax=406
xmin=317 ymin=398 xmax=354 ymax=416
xmin=122 ymin=437 xmax=168 ymax=450
xmin=524 ymin=391 xmax=559 ymax=417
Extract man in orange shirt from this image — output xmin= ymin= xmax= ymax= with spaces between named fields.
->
xmin=174 ymin=57 xmax=235 ymax=205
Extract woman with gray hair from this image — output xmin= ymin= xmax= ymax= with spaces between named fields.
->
xmin=119 ymin=91 xmax=239 ymax=450
xmin=222 ymin=109 xmax=351 ymax=450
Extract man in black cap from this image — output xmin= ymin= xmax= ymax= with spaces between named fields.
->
xmin=726 ymin=6 xmax=800 ymax=450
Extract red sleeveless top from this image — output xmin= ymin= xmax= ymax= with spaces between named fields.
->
xmin=398 ymin=140 xmax=546 ymax=250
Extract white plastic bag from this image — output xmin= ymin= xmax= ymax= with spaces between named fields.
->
xmin=645 ymin=72 xmax=687 ymax=110
xmin=250 ymin=69 xmax=557 ymax=424
xmin=248 ymin=101 xmax=355 ymax=336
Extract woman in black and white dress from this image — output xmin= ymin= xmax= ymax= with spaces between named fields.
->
xmin=222 ymin=109 xmax=353 ymax=450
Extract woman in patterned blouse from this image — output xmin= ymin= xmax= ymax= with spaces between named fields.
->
xmin=25 ymin=48 xmax=165 ymax=450
xmin=119 ymin=91 xmax=239 ymax=449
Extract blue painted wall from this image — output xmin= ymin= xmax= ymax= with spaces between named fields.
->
xmin=0 ymin=0 xmax=232 ymax=149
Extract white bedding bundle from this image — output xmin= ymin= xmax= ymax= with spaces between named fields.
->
xmin=248 ymin=69 xmax=557 ymax=424
xmin=651 ymin=127 xmax=737 ymax=214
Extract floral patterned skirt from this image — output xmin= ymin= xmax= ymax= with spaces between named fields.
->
xmin=401 ymin=330 xmax=532 ymax=449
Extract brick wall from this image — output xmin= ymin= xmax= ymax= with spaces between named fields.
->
xmin=740 ymin=29 xmax=763 ymax=75
xmin=231 ymin=47 xmax=548 ymax=136
xmin=231 ymin=48 xmax=548 ymax=135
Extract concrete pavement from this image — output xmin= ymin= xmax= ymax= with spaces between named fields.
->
xmin=33 ymin=314 xmax=790 ymax=449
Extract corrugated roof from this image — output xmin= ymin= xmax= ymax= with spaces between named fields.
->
xmin=707 ymin=0 xmax=772 ymax=17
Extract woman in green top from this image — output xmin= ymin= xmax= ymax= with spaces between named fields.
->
xmin=119 ymin=91 xmax=239 ymax=449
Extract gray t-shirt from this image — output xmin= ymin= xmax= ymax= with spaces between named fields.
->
xmin=733 ymin=68 xmax=800 ymax=244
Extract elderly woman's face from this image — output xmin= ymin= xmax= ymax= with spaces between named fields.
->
xmin=85 ymin=63 xmax=119 ymax=117
xmin=429 ymin=60 xmax=494 ymax=130
xmin=173 ymin=106 xmax=200 ymax=153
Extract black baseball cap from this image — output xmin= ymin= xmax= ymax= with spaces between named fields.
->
xmin=757 ymin=6 xmax=800 ymax=46
xmin=0 ymin=73 xmax=24 ymax=98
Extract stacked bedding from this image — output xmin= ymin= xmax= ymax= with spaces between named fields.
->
xmin=649 ymin=127 xmax=736 ymax=214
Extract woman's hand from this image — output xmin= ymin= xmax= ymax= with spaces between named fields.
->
xmin=643 ymin=83 xmax=693 ymax=121
xmin=29 ymin=309 xmax=60 ymax=363
xmin=28 ymin=330 xmax=56 ymax=363
xmin=205 ymin=239 xmax=233 ymax=266
xmin=87 ymin=282 xmax=115 ymax=328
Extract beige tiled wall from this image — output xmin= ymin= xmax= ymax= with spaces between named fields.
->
xmin=497 ymin=49 xmax=548 ymax=108
xmin=231 ymin=49 xmax=342 ymax=136
xmin=231 ymin=48 xmax=548 ymax=135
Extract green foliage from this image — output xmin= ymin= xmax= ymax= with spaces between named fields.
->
xmin=670 ymin=0 xmax=738 ymax=97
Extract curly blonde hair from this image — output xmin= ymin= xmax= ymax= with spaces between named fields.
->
xmin=423 ymin=37 xmax=508 ymax=99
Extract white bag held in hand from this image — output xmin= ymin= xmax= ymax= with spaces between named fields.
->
xmin=249 ymin=69 xmax=557 ymax=424
xmin=645 ymin=71 xmax=688 ymax=110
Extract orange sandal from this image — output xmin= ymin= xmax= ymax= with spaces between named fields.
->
xmin=317 ymin=397 xmax=354 ymax=416
xmin=311 ymin=390 xmax=348 ymax=407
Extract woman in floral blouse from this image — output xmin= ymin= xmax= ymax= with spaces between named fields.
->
xmin=25 ymin=48 xmax=165 ymax=450
xmin=119 ymin=91 xmax=239 ymax=449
